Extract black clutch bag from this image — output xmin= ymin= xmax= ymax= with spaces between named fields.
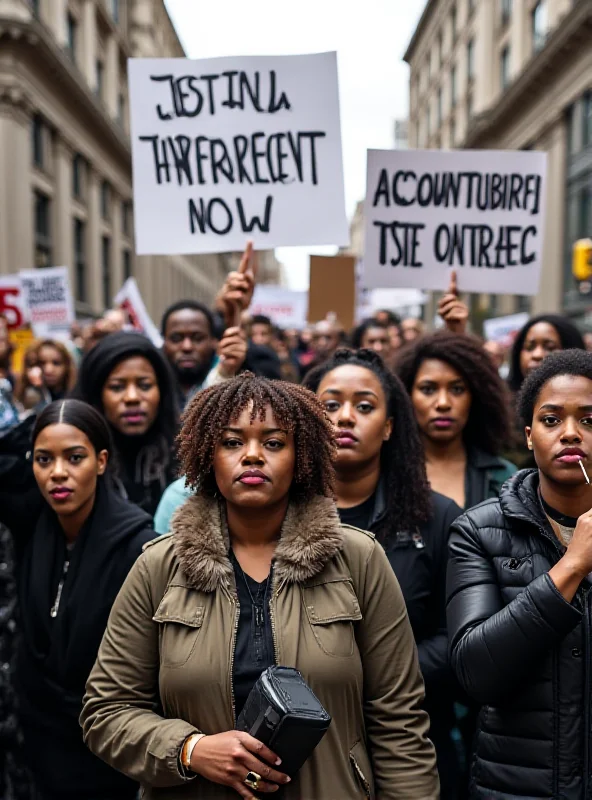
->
xmin=236 ymin=666 xmax=331 ymax=777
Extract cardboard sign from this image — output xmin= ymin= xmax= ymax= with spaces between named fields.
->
xmin=308 ymin=255 xmax=356 ymax=329
xmin=364 ymin=149 xmax=548 ymax=295
xmin=128 ymin=52 xmax=348 ymax=255
xmin=114 ymin=278 xmax=163 ymax=348
xmin=19 ymin=267 xmax=74 ymax=339
xmin=483 ymin=312 xmax=529 ymax=346
xmin=0 ymin=275 xmax=25 ymax=329
xmin=8 ymin=327 xmax=36 ymax=373
xmin=250 ymin=286 xmax=308 ymax=329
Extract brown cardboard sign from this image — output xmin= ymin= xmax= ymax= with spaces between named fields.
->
xmin=308 ymin=255 xmax=356 ymax=329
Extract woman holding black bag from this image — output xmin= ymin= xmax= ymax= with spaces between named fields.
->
xmin=81 ymin=374 xmax=439 ymax=800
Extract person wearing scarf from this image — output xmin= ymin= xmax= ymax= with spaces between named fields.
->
xmin=0 ymin=399 xmax=156 ymax=799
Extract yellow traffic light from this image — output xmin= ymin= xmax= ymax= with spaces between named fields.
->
xmin=573 ymin=238 xmax=592 ymax=281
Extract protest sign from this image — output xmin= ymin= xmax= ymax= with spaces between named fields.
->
xmin=128 ymin=52 xmax=348 ymax=255
xmin=483 ymin=312 xmax=529 ymax=346
xmin=364 ymin=149 xmax=548 ymax=295
xmin=114 ymin=277 xmax=163 ymax=348
xmin=250 ymin=286 xmax=308 ymax=329
xmin=8 ymin=327 xmax=36 ymax=373
xmin=0 ymin=275 xmax=25 ymax=329
xmin=308 ymin=255 xmax=356 ymax=330
xmin=19 ymin=267 xmax=74 ymax=339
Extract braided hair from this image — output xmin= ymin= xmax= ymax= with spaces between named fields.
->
xmin=304 ymin=349 xmax=432 ymax=539
xmin=178 ymin=373 xmax=336 ymax=501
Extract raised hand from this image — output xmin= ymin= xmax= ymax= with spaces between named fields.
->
xmin=438 ymin=270 xmax=469 ymax=334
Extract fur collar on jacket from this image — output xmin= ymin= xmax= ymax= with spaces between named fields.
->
xmin=171 ymin=493 xmax=344 ymax=592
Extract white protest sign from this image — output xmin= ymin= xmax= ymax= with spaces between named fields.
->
xmin=483 ymin=312 xmax=529 ymax=346
xmin=114 ymin=277 xmax=163 ymax=348
xmin=0 ymin=274 xmax=25 ymax=329
xmin=19 ymin=267 xmax=74 ymax=339
xmin=128 ymin=52 xmax=348 ymax=255
xmin=364 ymin=149 xmax=548 ymax=295
xmin=251 ymin=286 xmax=308 ymax=329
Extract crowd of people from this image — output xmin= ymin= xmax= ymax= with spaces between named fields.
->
xmin=1 ymin=243 xmax=592 ymax=800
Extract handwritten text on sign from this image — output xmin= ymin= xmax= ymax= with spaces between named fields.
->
xmin=128 ymin=53 xmax=348 ymax=255
xmin=363 ymin=149 xmax=548 ymax=295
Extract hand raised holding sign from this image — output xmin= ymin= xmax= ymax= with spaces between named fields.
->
xmin=438 ymin=270 xmax=469 ymax=335
xmin=215 ymin=241 xmax=258 ymax=329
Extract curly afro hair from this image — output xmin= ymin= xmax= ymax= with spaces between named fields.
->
xmin=508 ymin=314 xmax=586 ymax=392
xmin=304 ymin=348 xmax=431 ymax=539
xmin=177 ymin=373 xmax=336 ymax=502
xmin=517 ymin=349 xmax=592 ymax=426
xmin=394 ymin=331 xmax=512 ymax=455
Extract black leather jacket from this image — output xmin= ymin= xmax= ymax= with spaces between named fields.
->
xmin=447 ymin=469 xmax=588 ymax=799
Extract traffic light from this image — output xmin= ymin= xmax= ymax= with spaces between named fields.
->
xmin=573 ymin=238 xmax=592 ymax=281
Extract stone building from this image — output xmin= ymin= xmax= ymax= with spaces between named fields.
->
xmin=0 ymin=0 xmax=279 ymax=323
xmin=405 ymin=0 xmax=592 ymax=324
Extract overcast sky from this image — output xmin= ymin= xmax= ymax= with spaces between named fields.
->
xmin=164 ymin=0 xmax=426 ymax=289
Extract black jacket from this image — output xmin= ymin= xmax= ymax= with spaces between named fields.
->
xmin=447 ymin=469 xmax=587 ymax=799
xmin=464 ymin=447 xmax=517 ymax=510
xmin=358 ymin=481 xmax=462 ymax=798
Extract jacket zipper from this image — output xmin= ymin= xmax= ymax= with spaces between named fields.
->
xmin=269 ymin=577 xmax=285 ymax=665
xmin=349 ymin=752 xmax=371 ymax=798
xmin=584 ymin=590 xmax=591 ymax=797
xmin=50 ymin=559 xmax=70 ymax=618
xmin=228 ymin=589 xmax=240 ymax=723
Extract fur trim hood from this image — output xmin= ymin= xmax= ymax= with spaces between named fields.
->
xmin=170 ymin=494 xmax=344 ymax=592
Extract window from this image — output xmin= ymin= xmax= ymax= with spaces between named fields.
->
xmin=584 ymin=92 xmax=592 ymax=148
xmin=66 ymin=12 xmax=77 ymax=60
xmin=101 ymin=236 xmax=111 ymax=309
xmin=467 ymin=39 xmax=475 ymax=81
xmin=74 ymin=218 xmax=86 ymax=302
xmin=451 ymin=65 xmax=457 ymax=108
xmin=96 ymin=59 xmax=104 ymax=99
xmin=517 ymin=296 xmax=531 ymax=313
xmin=34 ymin=191 xmax=51 ymax=267
xmin=437 ymin=88 xmax=443 ymax=127
xmin=468 ymin=0 xmax=475 ymax=16
xmin=579 ymin=188 xmax=591 ymax=238
xmin=532 ymin=1 xmax=548 ymax=53
xmin=109 ymin=0 xmax=120 ymax=23
xmin=123 ymin=249 xmax=132 ymax=281
xmin=501 ymin=0 xmax=512 ymax=25
xmin=101 ymin=181 xmax=110 ymax=220
xmin=72 ymin=154 xmax=84 ymax=199
xmin=450 ymin=117 xmax=456 ymax=147
xmin=451 ymin=5 xmax=457 ymax=43
xmin=500 ymin=46 xmax=511 ymax=90
xmin=566 ymin=105 xmax=576 ymax=156
xmin=122 ymin=201 xmax=131 ymax=236
xmin=30 ymin=0 xmax=40 ymax=17
xmin=32 ymin=114 xmax=44 ymax=168
xmin=467 ymin=90 xmax=474 ymax=119
xmin=117 ymin=92 xmax=126 ymax=125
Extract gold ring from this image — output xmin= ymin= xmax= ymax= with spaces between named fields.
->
xmin=245 ymin=770 xmax=262 ymax=790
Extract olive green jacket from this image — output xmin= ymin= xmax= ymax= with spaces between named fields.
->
xmin=81 ymin=494 xmax=439 ymax=799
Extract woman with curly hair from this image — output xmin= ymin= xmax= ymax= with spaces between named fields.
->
xmin=81 ymin=374 xmax=439 ymax=800
xmin=396 ymin=330 xmax=517 ymax=511
xmin=305 ymin=348 xmax=462 ymax=798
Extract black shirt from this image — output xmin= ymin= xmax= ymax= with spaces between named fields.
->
xmin=338 ymin=494 xmax=375 ymax=532
xmin=230 ymin=552 xmax=275 ymax=719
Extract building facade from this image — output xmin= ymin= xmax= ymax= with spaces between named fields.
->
xmin=0 ymin=0 xmax=280 ymax=324
xmin=405 ymin=0 xmax=592 ymax=325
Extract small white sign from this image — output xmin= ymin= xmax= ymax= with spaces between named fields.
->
xmin=19 ymin=267 xmax=74 ymax=339
xmin=364 ymin=149 xmax=548 ymax=295
xmin=114 ymin=277 xmax=163 ymax=348
xmin=483 ymin=312 xmax=529 ymax=345
xmin=128 ymin=52 xmax=348 ymax=255
xmin=251 ymin=286 xmax=308 ymax=329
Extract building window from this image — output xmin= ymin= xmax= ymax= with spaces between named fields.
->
xmin=101 ymin=181 xmax=111 ymax=220
xmin=123 ymin=249 xmax=132 ymax=281
xmin=101 ymin=236 xmax=111 ymax=309
xmin=32 ymin=114 xmax=44 ymax=168
xmin=532 ymin=1 xmax=548 ymax=53
xmin=72 ymin=154 xmax=85 ymax=199
xmin=109 ymin=0 xmax=120 ymax=23
xmin=584 ymin=91 xmax=592 ymax=148
xmin=122 ymin=201 xmax=131 ymax=236
xmin=66 ymin=12 xmax=77 ymax=60
xmin=450 ymin=117 xmax=456 ymax=147
xmin=500 ymin=46 xmax=511 ymax=90
xmin=34 ymin=191 xmax=51 ymax=267
xmin=501 ymin=0 xmax=512 ymax=26
xmin=450 ymin=4 xmax=457 ymax=43
xmin=579 ymin=188 xmax=591 ymax=238
xmin=566 ymin=105 xmax=576 ymax=156
xmin=96 ymin=59 xmax=104 ymax=99
xmin=467 ymin=39 xmax=475 ymax=82
xmin=74 ymin=218 xmax=86 ymax=302
xmin=451 ymin=65 xmax=457 ymax=108
xmin=117 ymin=92 xmax=126 ymax=125
xmin=468 ymin=0 xmax=475 ymax=17
xmin=437 ymin=88 xmax=443 ymax=127
xmin=517 ymin=296 xmax=531 ymax=313
xmin=467 ymin=90 xmax=474 ymax=119
xmin=30 ymin=0 xmax=40 ymax=17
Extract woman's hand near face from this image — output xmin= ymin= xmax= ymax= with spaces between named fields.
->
xmin=190 ymin=731 xmax=290 ymax=799
xmin=550 ymin=509 xmax=592 ymax=602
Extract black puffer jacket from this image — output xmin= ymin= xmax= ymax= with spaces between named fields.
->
xmin=447 ymin=469 xmax=587 ymax=799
